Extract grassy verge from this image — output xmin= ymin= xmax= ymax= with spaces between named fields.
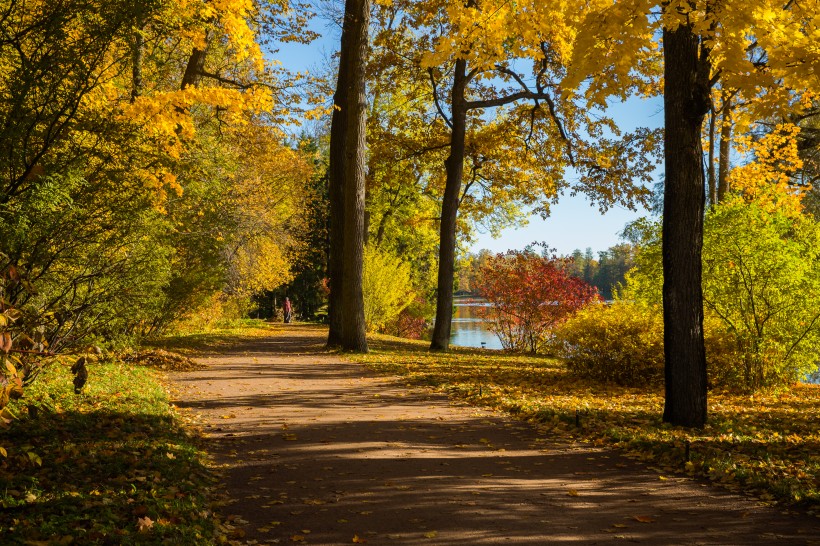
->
xmin=0 ymin=357 xmax=221 ymax=544
xmin=349 ymin=334 xmax=820 ymax=514
xmin=145 ymin=318 xmax=280 ymax=356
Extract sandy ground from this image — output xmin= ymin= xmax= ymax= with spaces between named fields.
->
xmin=167 ymin=324 xmax=820 ymax=545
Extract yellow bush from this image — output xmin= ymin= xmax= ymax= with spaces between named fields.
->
xmin=552 ymin=302 xmax=744 ymax=389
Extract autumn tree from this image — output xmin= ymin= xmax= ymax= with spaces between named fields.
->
xmin=475 ymin=251 xmax=599 ymax=353
xmin=0 ymin=0 xmax=318 ymax=404
xmin=372 ymin=0 xmax=658 ymax=352
xmin=556 ymin=0 xmax=820 ymax=426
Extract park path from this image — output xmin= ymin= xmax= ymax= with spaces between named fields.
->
xmin=166 ymin=324 xmax=819 ymax=545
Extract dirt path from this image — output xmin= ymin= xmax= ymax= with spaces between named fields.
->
xmin=167 ymin=324 xmax=819 ymax=545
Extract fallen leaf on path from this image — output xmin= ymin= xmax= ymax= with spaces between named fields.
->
xmin=567 ymin=489 xmax=580 ymax=497
xmin=291 ymin=535 xmax=305 ymax=542
xmin=633 ymin=516 xmax=655 ymax=523
xmin=424 ymin=531 xmax=438 ymax=538
xmin=352 ymin=535 xmax=367 ymax=543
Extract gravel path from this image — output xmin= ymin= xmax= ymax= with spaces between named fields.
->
xmin=167 ymin=324 xmax=820 ymax=545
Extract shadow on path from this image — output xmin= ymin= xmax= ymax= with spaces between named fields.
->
xmin=168 ymin=324 xmax=820 ymax=545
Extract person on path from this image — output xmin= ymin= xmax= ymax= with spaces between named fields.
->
xmin=283 ymin=297 xmax=293 ymax=323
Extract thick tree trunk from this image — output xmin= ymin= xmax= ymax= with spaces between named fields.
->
xmin=430 ymin=59 xmax=468 ymax=352
xmin=326 ymin=63 xmax=348 ymax=349
xmin=717 ymin=96 xmax=733 ymax=203
xmin=661 ymin=24 xmax=710 ymax=428
xmin=337 ymin=0 xmax=370 ymax=352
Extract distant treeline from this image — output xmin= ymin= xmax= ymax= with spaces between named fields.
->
xmin=458 ymin=243 xmax=636 ymax=301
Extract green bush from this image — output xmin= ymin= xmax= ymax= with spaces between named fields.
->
xmin=621 ymin=197 xmax=820 ymax=391
xmin=363 ymin=245 xmax=416 ymax=333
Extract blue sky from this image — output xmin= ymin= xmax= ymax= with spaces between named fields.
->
xmin=473 ymin=95 xmax=664 ymax=256
xmin=274 ymin=17 xmax=665 ymax=257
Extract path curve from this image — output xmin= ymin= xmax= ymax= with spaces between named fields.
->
xmin=167 ymin=324 xmax=819 ymax=545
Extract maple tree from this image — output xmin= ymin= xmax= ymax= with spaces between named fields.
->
xmin=370 ymin=0 xmax=658 ymax=352
xmin=550 ymin=0 xmax=820 ymax=427
xmin=475 ymin=251 xmax=599 ymax=353
xmin=621 ymin=128 xmax=820 ymax=391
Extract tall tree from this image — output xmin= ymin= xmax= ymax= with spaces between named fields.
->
xmin=660 ymin=21 xmax=711 ymax=427
xmin=373 ymin=0 xmax=657 ymax=351
xmin=557 ymin=0 xmax=820 ymax=426
xmin=327 ymin=0 xmax=371 ymax=352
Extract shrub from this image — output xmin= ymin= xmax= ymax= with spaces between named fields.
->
xmin=552 ymin=301 xmax=744 ymax=388
xmin=552 ymin=302 xmax=664 ymax=385
xmin=362 ymin=245 xmax=416 ymax=333
xmin=389 ymin=298 xmax=432 ymax=340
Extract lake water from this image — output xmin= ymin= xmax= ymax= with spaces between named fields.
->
xmin=449 ymin=297 xmax=503 ymax=350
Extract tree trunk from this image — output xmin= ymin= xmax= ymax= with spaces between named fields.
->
xmin=661 ymin=24 xmax=709 ymax=428
xmin=131 ymin=27 xmax=145 ymax=103
xmin=337 ymin=0 xmax=370 ymax=352
xmin=180 ymin=47 xmax=207 ymax=90
xmin=717 ymin=96 xmax=733 ymax=203
xmin=326 ymin=61 xmax=348 ymax=349
xmin=707 ymin=104 xmax=716 ymax=206
xmin=430 ymin=58 xmax=468 ymax=352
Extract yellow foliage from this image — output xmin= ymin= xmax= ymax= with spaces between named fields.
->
xmin=728 ymin=124 xmax=806 ymax=215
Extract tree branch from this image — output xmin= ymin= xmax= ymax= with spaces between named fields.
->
xmin=428 ymin=68 xmax=453 ymax=129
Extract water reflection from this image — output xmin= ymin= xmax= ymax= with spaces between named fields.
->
xmin=449 ymin=297 xmax=503 ymax=350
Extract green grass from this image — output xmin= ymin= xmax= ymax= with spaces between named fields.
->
xmin=146 ymin=318 xmax=280 ymax=356
xmin=0 ymin=357 xmax=222 ymax=544
xmin=350 ymin=333 xmax=820 ymax=514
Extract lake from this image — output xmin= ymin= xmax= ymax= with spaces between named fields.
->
xmin=449 ymin=297 xmax=503 ymax=350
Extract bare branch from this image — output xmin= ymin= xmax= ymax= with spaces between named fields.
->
xmin=428 ymin=68 xmax=453 ymax=129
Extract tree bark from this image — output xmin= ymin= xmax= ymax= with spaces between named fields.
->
xmin=661 ymin=23 xmax=710 ymax=428
xmin=326 ymin=57 xmax=348 ymax=349
xmin=429 ymin=58 xmax=468 ymax=351
xmin=336 ymin=0 xmax=370 ymax=352
xmin=131 ymin=27 xmax=145 ymax=103
xmin=717 ymin=95 xmax=733 ymax=203
xmin=180 ymin=47 xmax=207 ymax=90
xmin=707 ymin=105 xmax=716 ymax=206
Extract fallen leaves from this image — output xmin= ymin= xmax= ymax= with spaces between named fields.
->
xmin=137 ymin=516 xmax=154 ymax=532
xmin=350 ymin=335 xmax=820 ymax=509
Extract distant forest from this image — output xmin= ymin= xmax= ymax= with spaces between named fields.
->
xmin=458 ymin=244 xmax=636 ymax=301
